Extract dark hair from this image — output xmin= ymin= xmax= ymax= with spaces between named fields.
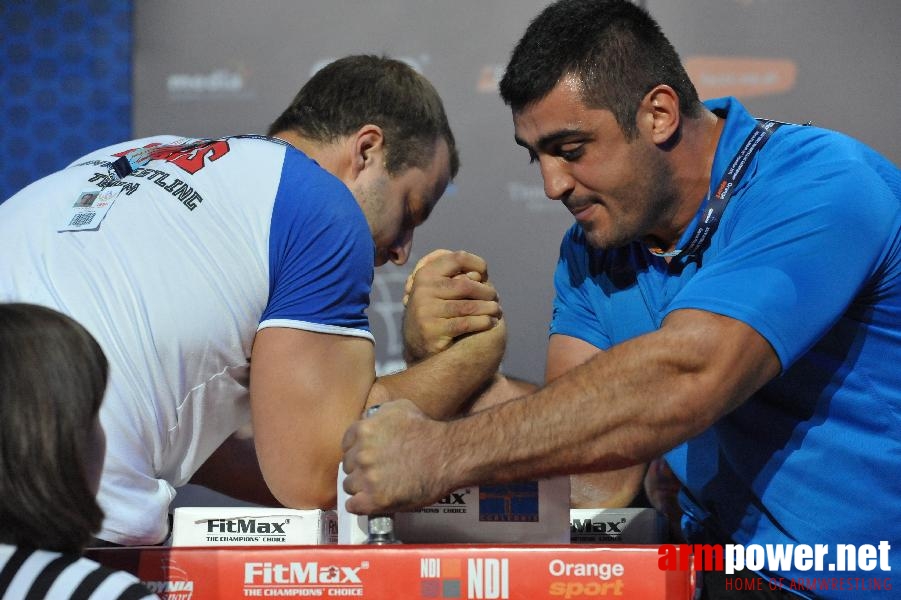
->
xmin=268 ymin=54 xmax=459 ymax=178
xmin=499 ymin=0 xmax=701 ymax=138
xmin=0 ymin=303 xmax=108 ymax=553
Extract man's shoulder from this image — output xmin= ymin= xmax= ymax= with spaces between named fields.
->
xmin=273 ymin=150 xmax=364 ymax=226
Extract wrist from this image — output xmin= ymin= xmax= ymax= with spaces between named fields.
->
xmin=435 ymin=416 xmax=480 ymax=491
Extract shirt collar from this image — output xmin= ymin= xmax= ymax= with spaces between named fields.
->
xmin=704 ymin=96 xmax=759 ymax=189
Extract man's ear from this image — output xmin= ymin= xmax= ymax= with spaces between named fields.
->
xmin=349 ymin=124 xmax=386 ymax=178
xmin=639 ymin=85 xmax=681 ymax=146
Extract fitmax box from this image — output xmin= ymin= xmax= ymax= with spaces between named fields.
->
xmin=338 ymin=476 xmax=571 ymax=544
xmin=171 ymin=506 xmax=338 ymax=546
xmin=570 ymin=507 xmax=665 ymax=544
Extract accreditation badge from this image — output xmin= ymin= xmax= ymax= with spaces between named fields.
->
xmin=58 ymin=186 xmax=123 ymax=232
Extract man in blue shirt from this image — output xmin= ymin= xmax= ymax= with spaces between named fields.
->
xmin=342 ymin=2 xmax=900 ymax=597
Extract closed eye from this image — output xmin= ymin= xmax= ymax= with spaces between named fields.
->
xmin=556 ymin=143 xmax=585 ymax=162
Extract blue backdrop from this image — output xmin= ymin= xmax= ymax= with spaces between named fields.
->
xmin=0 ymin=1 xmax=132 ymax=201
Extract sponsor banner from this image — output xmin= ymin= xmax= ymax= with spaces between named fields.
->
xmin=166 ymin=66 xmax=256 ymax=102
xmin=684 ymin=56 xmax=797 ymax=100
xmin=86 ymin=544 xmax=694 ymax=600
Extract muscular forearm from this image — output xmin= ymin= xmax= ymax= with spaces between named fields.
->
xmin=342 ymin=310 xmax=780 ymax=516
xmin=375 ymin=318 xmax=507 ymax=419
xmin=465 ymin=372 xmax=538 ymax=413
xmin=441 ymin=310 xmax=780 ymax=487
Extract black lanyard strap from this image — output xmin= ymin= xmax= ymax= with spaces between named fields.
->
xmin=655 ymin=119 xmax=782 ymax=259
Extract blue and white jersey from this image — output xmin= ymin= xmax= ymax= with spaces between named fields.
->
xmin=0 ymin=135 xmax=375 ymax=545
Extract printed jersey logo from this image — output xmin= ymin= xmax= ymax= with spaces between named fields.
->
xmin=113 ymin=139 xmax=231 ymax=175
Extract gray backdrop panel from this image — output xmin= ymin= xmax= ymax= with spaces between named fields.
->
xmin=134 ymin=0 xmax=901 ymax=382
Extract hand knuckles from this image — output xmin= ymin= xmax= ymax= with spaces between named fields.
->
xmin=451 ymin=277 xmax=480 ymax=297
xmin=456 ymin=299 xmax=479 ymax=316
xmin=436 ymin=277 xmax=460 ymax=294
xmin=449 ymin=250 xmax=469 ymax=263
xmin=468 ymin=280 xmax=497 ymax=300
xmin=449 ymin=317 xmax=475 ymax=337
xmin=407 ymin=304 xmax=439 ymax=325
xmin=431 ymin=337 xmax=453 ymax=353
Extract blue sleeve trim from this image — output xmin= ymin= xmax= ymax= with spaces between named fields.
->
xmin=262 ymin=149 xmax=374 ymax=332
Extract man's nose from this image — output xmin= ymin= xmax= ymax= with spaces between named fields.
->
xmin=540 ymin=157 xmax=574 ymax=201
xmin=388 ymin=230 xmax=413 ymax=266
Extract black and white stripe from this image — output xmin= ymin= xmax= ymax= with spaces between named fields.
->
xmin=0 ymin=545 xmax=157 ymax=599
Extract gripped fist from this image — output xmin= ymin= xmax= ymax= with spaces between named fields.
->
xmin=341 ymin=399 xmax=452 ymax=514
xmin=402 ymin=249 xmax=502 ymax=362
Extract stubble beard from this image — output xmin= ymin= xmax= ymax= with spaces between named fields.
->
xmin=581 ymin=148 xmax=678 ymax=251
xmin=357 ymin=174 xmax=393 ymax=266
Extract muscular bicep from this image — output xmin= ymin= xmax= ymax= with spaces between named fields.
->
xmin=546 ymin=334 xmax=603 ymax=382
xmin=659 ymin=309 xmax=781 ymax=420
xmin=249 ymin=327 xmax=375 ymax=508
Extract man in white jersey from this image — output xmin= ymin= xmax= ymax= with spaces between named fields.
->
xmin=0 ymin=55 xmax=506 ymax=545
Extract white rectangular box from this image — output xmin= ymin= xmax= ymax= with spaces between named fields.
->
xmin=569 ymin=507 xmax=664 ymax=544
xmin=338 ymin=476 xmax=571 ymax=544
xmin=171 ymin=506 xmax=337 ymax=546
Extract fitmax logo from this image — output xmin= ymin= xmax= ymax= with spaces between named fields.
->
xmin=207 ymin=518 xmax=288 ymax=534
xmin=437 ymin=492 xmax=468 ymax=506
xmin=571 ymin=518 xmax=627 ymax=534
xmin=244 ymin=562 xmax=363 ymax=585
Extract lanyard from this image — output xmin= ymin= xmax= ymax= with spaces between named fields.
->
xmin=653 ymin=119 xmax=781 ymax=259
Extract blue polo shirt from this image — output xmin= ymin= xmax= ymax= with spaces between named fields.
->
xmin=550 ymin=97 xmax=901 ymax=596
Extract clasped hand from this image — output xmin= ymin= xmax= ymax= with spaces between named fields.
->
xmin=402 ymin=249 xmax=503 ymax=362
xmin=342 ymin=249 xmax=502 ymax=514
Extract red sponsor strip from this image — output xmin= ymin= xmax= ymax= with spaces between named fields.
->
xmin=87 ymin=544 xmax=694 ymax=599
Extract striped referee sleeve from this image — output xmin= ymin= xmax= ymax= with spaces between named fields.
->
xmin=25 ymin=553 xmax=81 ymax=599
xmin=0 ymin=546 xmax=157 ymax=599
xmin=0 ymin=547 xmax=31 ymax=592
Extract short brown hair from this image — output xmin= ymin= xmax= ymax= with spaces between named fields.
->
xmin=268 ymin=54 xmax=459 ymax=177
